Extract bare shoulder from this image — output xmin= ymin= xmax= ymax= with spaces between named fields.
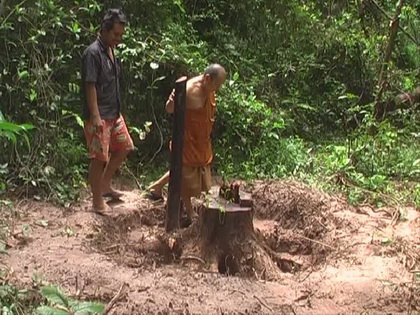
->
xmin=186 ymin=76 xmax=201 ymax=94
xmin=186 ymin=76 xmax=204 ymax=109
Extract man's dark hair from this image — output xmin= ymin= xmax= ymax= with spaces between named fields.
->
xmin=204 ymin=64 xmax=225 ymax=80
xmin=101 ymin=8 xmax=127 ymax=31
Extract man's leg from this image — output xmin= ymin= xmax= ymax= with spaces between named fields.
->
xmin=102 ymin=115 xmax=134 ymax=196
xmin=84 ymin=119 xmax=111 ymax=211
xmin=181 ymin=166 xmax=201 ymax=221
xmin=147 ymin=171 xmax=170 ymax=198
xmin=181 ymin=192 xmax=197 ymax=220
xmin=89 ymin=159 xmax=108 ymax=210
xmin=101 ymin=149 xmax=129 ymax=195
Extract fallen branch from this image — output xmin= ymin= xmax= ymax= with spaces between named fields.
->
xmin=104 ymin=283 xmax=128 ymax=314
xmin=180 ymin=255 xmax=206 ymax=264
xmin=137 ymin=286 xmax=150 ymax=293
xmin=253 ymin=295 xmax=273 ymax=312
xmin=123 ymin=165 xmax=142 ymax=190
xmin=230 ymin=289 xmax=246 ymax=296
xmin=296 ymin=235 xmax=336 ymax=250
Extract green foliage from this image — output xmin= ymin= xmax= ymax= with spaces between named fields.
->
xmin=0 ymin=282 xmax=104 ymax=315
xmin=0 ymin=284 xmax=29 ymax=315
xmin=36 ymin=285 xmax=104 ymax=315
xmin=0 ymin=112 xmax=35 ymax=192
xmin=0 ymin=111 xmax=34 ymax=146
xmin=0 ymin=0 xmax=418 ymax=207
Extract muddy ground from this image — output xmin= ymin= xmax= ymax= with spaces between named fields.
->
xmin=1 ymin=180 xmax=419 ymax=314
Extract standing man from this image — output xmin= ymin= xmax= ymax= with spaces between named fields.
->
xmin=148 ymin=64 xmax=226 ymax=225
xmin=81 ymin=9 xmax=134 ymax=212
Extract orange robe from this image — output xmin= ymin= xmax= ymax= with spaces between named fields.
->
xmin=183 ymin=92 xmax=216 ymax=166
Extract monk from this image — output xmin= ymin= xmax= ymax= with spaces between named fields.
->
xmin=147 ymin=64 xmax=226 ymax=224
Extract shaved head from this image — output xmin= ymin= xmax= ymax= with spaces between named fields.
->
xmin=204 ymin=64 xmax=226 ymax=81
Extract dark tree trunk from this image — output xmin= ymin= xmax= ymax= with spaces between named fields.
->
xmin=166 ymin=77 xmax=187 ymax=232
xmin=374 ymin=0 xmax=405 ymax=118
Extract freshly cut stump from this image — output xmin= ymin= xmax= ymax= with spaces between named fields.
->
xmin=184 ymin=188 xmax=280 ymax=280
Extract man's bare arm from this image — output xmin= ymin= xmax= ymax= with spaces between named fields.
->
xmin=165 ymin=89 xmax=175 ymax=114
xmin=86 ymin=82 xmax=102 ymax=127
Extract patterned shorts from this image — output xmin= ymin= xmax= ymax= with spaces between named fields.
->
xmin=84 ymin=115 xmax=134 ymax=162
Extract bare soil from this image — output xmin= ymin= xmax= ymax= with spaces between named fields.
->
xmin=1 ymin=179 xmax=419 ymax=314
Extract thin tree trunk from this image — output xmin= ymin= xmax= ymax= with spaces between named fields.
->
xmin=0 ymin=0 xmax=6 ymax=17
xmin=374 ymin=0 xmax=405 ymax=117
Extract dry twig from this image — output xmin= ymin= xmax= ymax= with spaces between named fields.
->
xmin=253 ymin=295 xmax=273 ymax=312
xmin=296 ymin=234 xmax=336 ymax=250
xmin=104 ymin=283 xmax=128 ymax=314
xmin=180 ymin=255 xmax=206 ymax=264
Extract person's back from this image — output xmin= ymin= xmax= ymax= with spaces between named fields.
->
xmin=180 ymin=66 xmax=226 ymax=223
xmin=183 ymin=76 xmax=216 ymax=167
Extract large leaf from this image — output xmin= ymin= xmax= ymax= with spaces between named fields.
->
xmin=40 ymin=286 xmax=69 ymax=307
xmin=61 ymin=110 xmax=84 ymax=127
xmin=71 ymin=301 xmax=105 ymax=314
xmin=0 ymin=122 xmax=24 ymax=132
xmin=0 ymin=122 xmax=35 ymax=136
xmin=0 ymin=120 xmax=34 ymax=146
xmin=20 ymin=123 xmax=35 ymax=130
xmin=36 ymin=306 xmax=69 ymax=315
xmin=2 ymin=131 xmax=17 ymax=144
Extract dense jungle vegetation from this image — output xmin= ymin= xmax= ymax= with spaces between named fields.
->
xmin=0 ymin=0 xmax=419 ymax=207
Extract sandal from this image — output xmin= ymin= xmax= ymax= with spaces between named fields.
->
xmin=143 ymin=190 xmax=164 ymax=202
xmin=102 ymin=191 xmax=124 ymax=199
xmin=180 ymin=217 xmax=193 ymax=228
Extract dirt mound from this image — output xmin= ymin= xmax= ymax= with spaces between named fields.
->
xmin=90 ymin=202 xmax=177 ymax=270
xmin=252 ymin=180 xmax=349 ymax=223
xmin=252 ymin=180 xmax=354 ymax=264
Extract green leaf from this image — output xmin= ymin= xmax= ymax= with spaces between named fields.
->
xmin=36 ymin=306 xmax=69 ymax=315
xmin=40 ymin=286 xmax=69 ymax=307
xmin=44 ymin=166 xmax=56 ymax=176
xmin=29 ymin=89 xmax=37 ymax=101
xmin=18 ymin=70 xmax=29 ymax=79
xmin=173 ymin=0 xmax=185 ymax=13
xmin=2 ymin=131 xmax=17 ymax=144
xmin=0 ymin=122 xmax=24 ymax=132
xmin=61 ymin=110 xmax=84 ymax=127
xmin=144 ymin=121 xmax=152 ymax=133
xmin=21 ymin=123 xmax=35 ymax=130
xmin=296 ymin=103 xmax=316 ymax=111
xmin=381 ymin=238 xmax=392 ymax=245
xmin=71 ymin=301 xmax=105 ymax=314
xmin=64 ymin=227 xmax=75 ymax=237
xmin=139 ymin=131 xmax=146 ymax=140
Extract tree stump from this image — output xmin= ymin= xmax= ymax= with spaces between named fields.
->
xmin=193 ymin=186 xmax=279 ymax=279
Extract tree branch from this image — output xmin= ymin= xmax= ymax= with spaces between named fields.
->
xmin=374 ymin=0 xmax=405 ymax=117
xmin=369 ymin=0 xmax=418 ymax=46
